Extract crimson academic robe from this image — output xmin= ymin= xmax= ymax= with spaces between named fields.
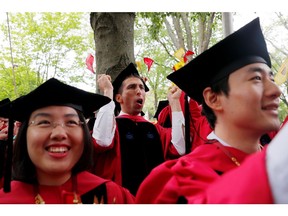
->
xmin=0 ymin=171 xmax=135 ymax=204
xmin=135 ymin=141 xmax=267 ymax=204
xmin=192 ymin=148 xmax=273 ymax=203
xmin=156 ymin=92 xmax=212 ymax=151
xmin=0 ymin=140 xmax=6 ymax=190
xmin=0 ymin=178 xmax=3 ymax=190
xmin=157 ymin=105 xmax=172 ymax=128
xmin=93 ymin=114 xmax=180 ymax=196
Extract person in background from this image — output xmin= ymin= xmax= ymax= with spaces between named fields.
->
xmin=153 ymin=100 xmax=170 ymax=128
xmin=93 ymin=63 xmax=185 ymax=196
xmin=0 ymin=98 xmax=10 ymax=140
xmin=260 ymin=114 xmax=288 ymax=145
xmin=0 ymin=78 xmax=135 ymax=204
xmin=0 ymin=117 xmax=9 ymax=141
xmin=0 ymin=98 xmax=11 ymax=189
xmin=154 ymin=91 xmax=212 ymax=152
xmin=136 ymin=18 xmax=286 ymax=204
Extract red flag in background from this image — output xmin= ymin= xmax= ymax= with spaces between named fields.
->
xmin=86 ymin=54 xmax=95 ymax=74
xmin=183 ymin=50 xmax=194 ymax=63
xmin=144 ymin=57 xmax=154 ymax=72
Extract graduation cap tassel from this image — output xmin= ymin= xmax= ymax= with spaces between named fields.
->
xmin=3 ymin=112 xmax=14 ymax=193
xmin=184 ymin=93 xmax=191 ymax=154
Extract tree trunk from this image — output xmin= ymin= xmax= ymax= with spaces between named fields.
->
xmin=222 ymin=12 xmax=234 ymax=37
xmin=180 ymin=13 xmax=193 ymax=52
xmin=198 ymin=13 xmax=215 ymax=54
xmin=90 ymin=12 xmax=135 ymax=91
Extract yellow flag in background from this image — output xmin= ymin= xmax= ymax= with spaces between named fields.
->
xmin=136 ymin=61 xmax=142 ymax=72
xmin=174 ymin=48 xmax=185 ymax=61
xmin=173 ymin=61 xmax=185 ymax=71
xmin=275 ymin=57 xmax=288 ymax=85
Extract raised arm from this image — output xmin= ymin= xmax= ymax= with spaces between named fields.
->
xmin=92 ymin=74 xmax=116 ymax=147
xmin=168 ymin=86 xmax=185 ymax=155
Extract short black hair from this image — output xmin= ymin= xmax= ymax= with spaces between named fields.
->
xmin=201 ymin=76 xmax=230 ymax=129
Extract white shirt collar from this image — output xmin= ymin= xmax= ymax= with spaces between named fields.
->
xmin=119 ymin=111 xmax=141 ymax=116
xmin=207 ymin=131 xmax=232 ymax=147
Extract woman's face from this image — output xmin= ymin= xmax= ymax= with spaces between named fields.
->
xmin=26 ymin=106 xmax=84 ymax=184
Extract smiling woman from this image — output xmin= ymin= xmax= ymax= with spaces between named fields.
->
xmin=0 ymin=78 xmax=135 ymax=204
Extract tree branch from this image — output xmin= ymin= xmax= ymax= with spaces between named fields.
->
xmin=164 ymin=17 xmax=180 ymax=49
xmin=172 ymin=15 xmax=185 ymax=50
xmin=181 ymin=12 xmax=193 ymax=52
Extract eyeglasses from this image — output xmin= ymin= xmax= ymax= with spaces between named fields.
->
xmin=29 ymin=120 xmax=84 ymax=131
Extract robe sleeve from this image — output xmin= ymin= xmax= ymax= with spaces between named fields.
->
xmin=93 ymin=128 xmax=122 ymax=186
xmin=154 ymin=125 xmax=180 ymax=159
xmin=171 ymin=111 xmax=185 ymax=155
xmin=136 ymin=158 xmax=219 ymax=204
xmin=266 ymin=123 xmax=288 ymax=203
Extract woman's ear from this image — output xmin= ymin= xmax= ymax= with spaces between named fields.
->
xmin=203 ymin=87 xmax=223 ymax=111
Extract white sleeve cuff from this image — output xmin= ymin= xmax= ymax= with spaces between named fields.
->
xmin=92 ymin=101 xmax=116 ymax=146
xmin=171 ymin=111 xmax=185 ymax=155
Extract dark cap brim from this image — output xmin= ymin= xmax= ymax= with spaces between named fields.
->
xmin=10 ymin=78 xmax=111 ymax=121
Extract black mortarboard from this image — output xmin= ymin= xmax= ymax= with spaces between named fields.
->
xmin=1 ymin=78 xmax=111 ymax=192
xmin=10 ymin=78 xmax=111 ymax=122
xmin=0 ymin=98 xmax=11 ymax=118
xmin=0 ymin=98 xmax=10 ymax=107
xmin=153 ymin=100 xmax=169 ymax=119
xmin=112 ymin=63 xmax=149 ymax=95
xmin=167 ymin=18 xmax=270 ymax=104
xmin=112 ymin=63 xmax=149 ymax=115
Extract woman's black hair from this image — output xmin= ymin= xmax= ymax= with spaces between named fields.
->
xmin=12 ymin=110 xmax=94 ymax=184
xmin=201 ymin=76 xmax=230 ymax=129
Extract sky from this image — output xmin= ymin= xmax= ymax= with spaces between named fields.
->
xmin=1 ymin=0 xmax=284 ymax=34
xmin=0 ymin=0 xmax=287 ymax=12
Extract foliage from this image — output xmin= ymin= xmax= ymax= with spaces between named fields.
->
xmin=279 ymin=101 xmax=288 ymax=123
xmin=0 ymin=12 xmax=96 ymax=100
xmin=1 ymin=12 xmax=287 ymax=122
xmin=135 ymin=12 xmax=223 ymax=119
